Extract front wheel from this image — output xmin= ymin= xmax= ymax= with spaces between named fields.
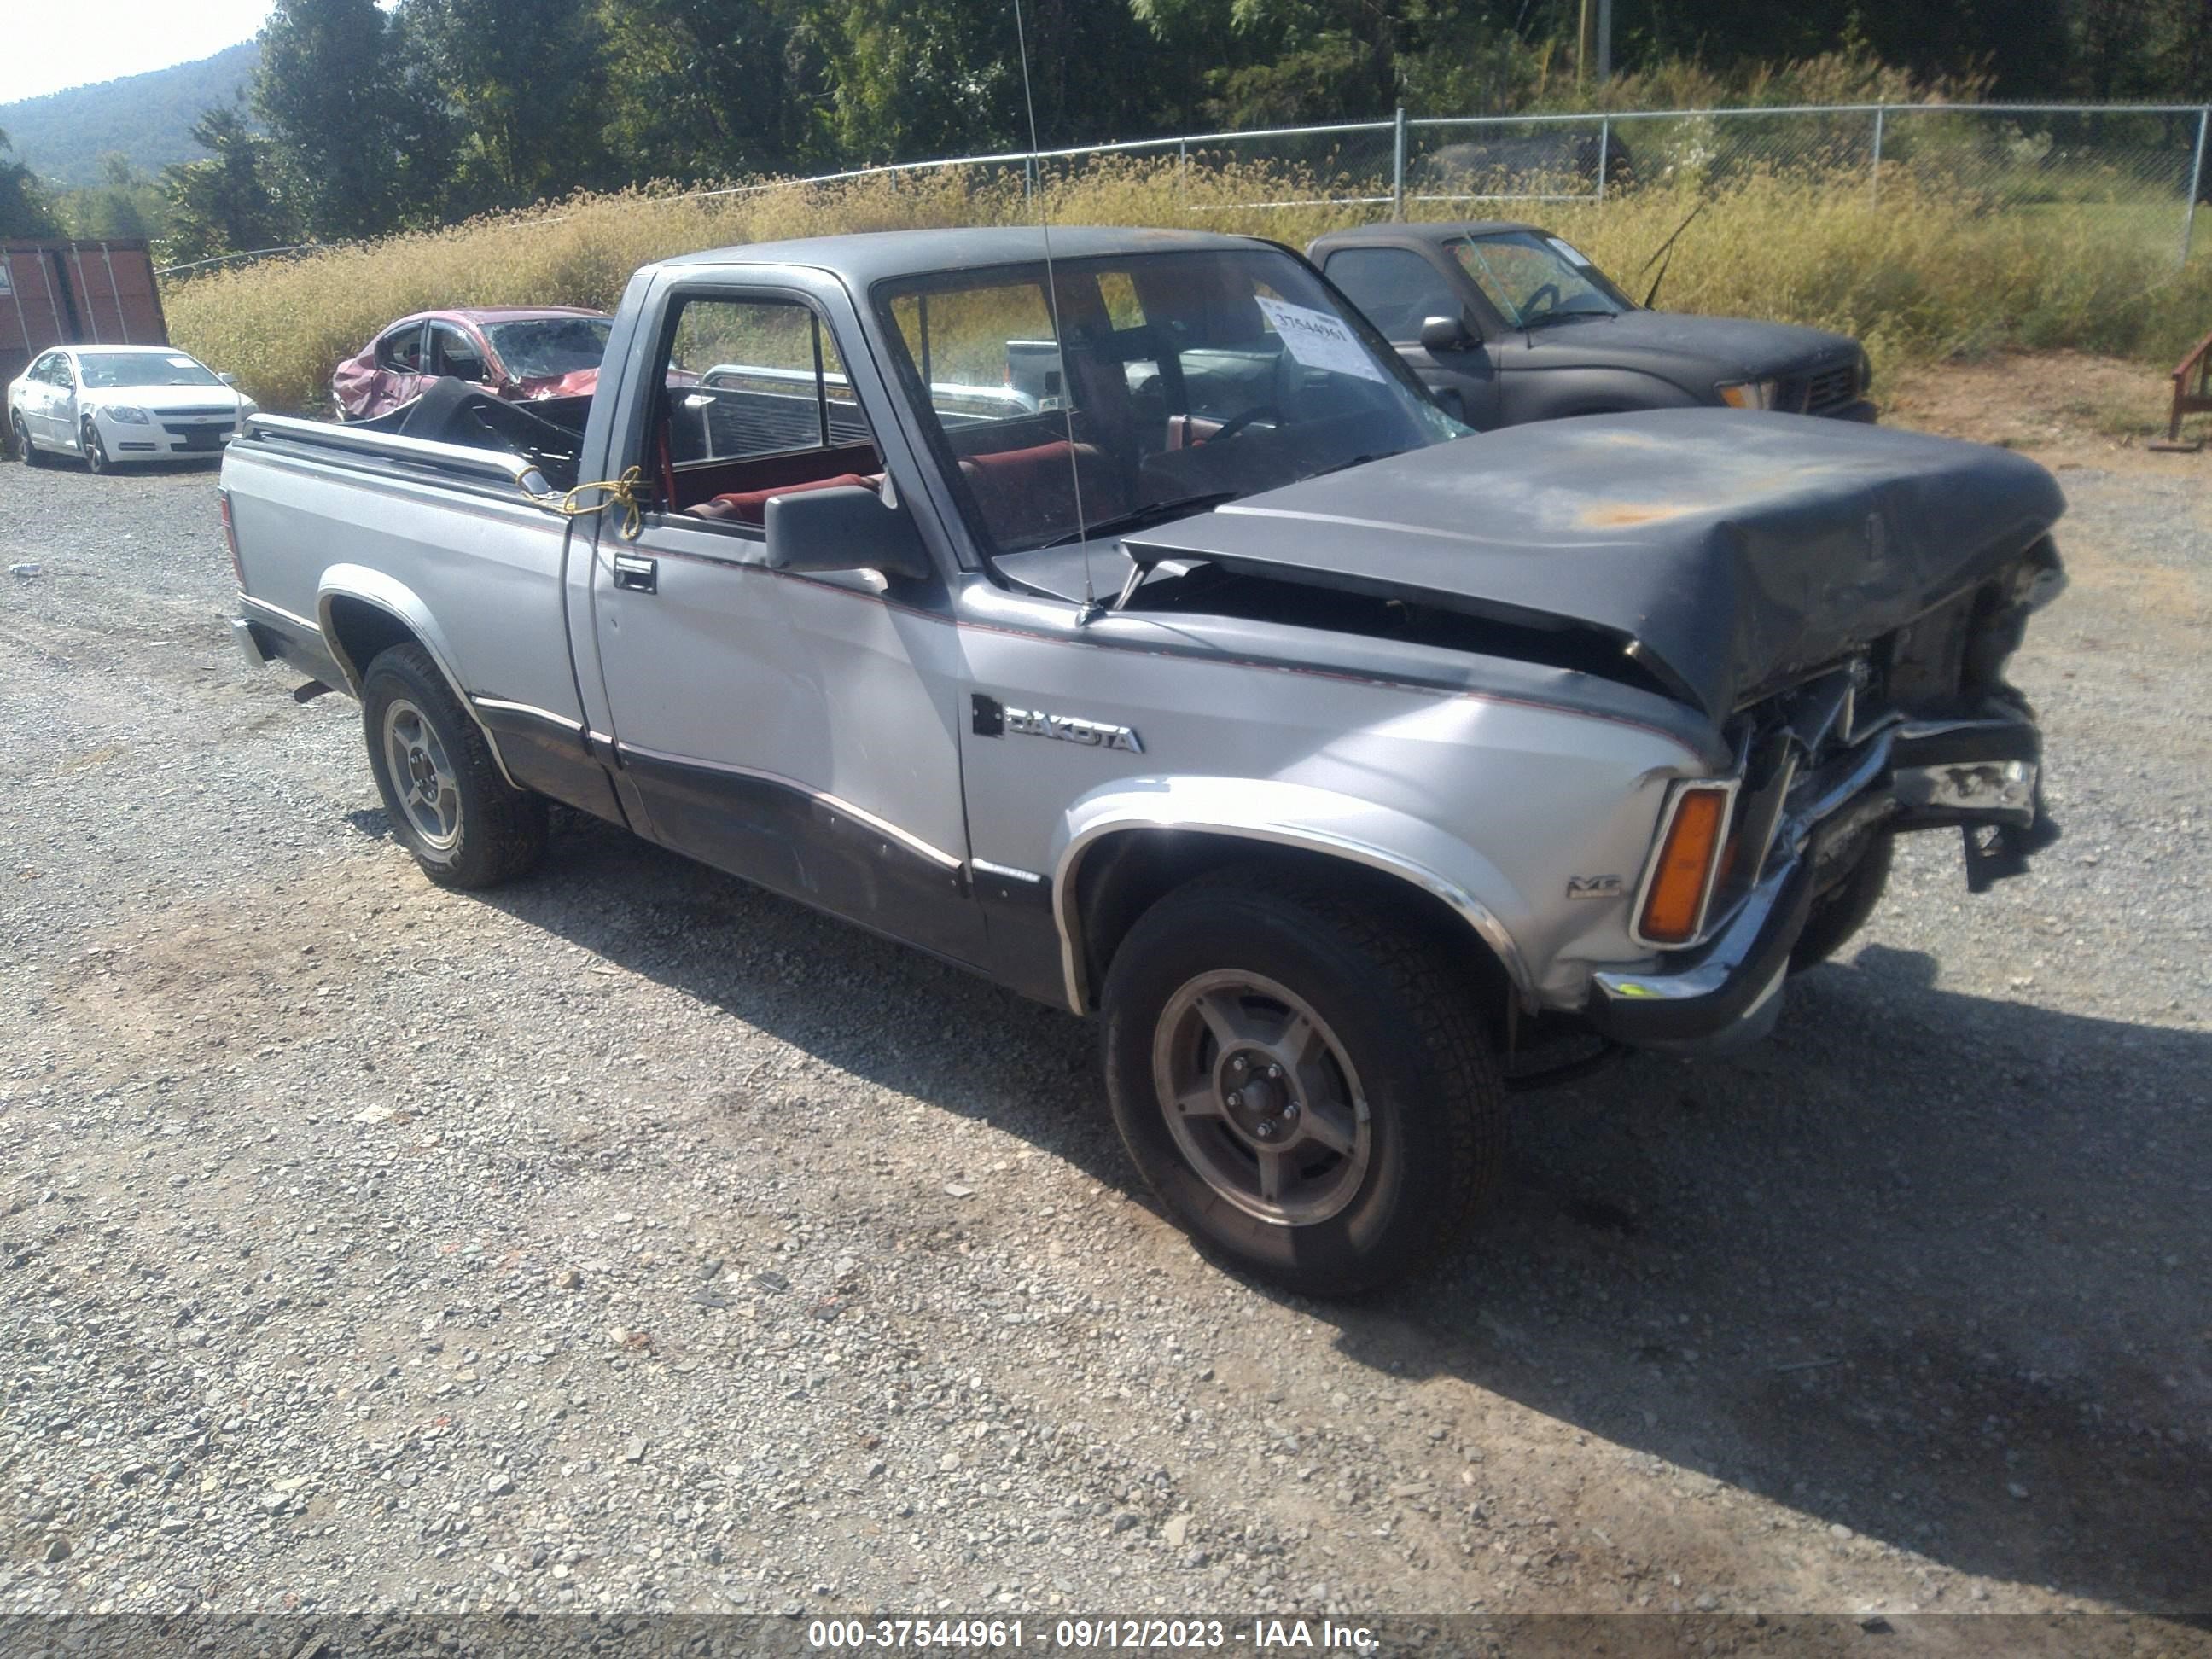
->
xmin=13 ymin=412 xmax=44 ymax=466
xmin=1101 ymin=869 xmax=1505 ymax=1297
xmin=80 ymin=416 xmax=111 ymax=474
xmin=360 ymin=643 xmax=548 ymax=888
xmin=1789 ymin=831 xmax=1894 ymax=972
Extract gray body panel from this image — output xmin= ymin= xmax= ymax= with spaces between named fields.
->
xmin=219 ymin=224 xmax=2058 ymax=1039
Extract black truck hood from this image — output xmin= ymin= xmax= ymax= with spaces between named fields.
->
xmin=1522 ymin=309 xmax=1857 ymax=382
xmin=1121 ymin=410 xmax=2065 ymax=723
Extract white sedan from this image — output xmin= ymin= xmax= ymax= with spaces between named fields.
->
xmin=8 ymin=343 xmax=259 ymax=473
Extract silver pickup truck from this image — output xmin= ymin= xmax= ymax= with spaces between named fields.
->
xmin=224 ymin=226 xmax=2065 ymax=1295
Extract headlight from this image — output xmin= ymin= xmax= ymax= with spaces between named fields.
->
xmin=1716 ymin=379 xmax=1779 ymax=410
xmin=238 ymin=399 xmax=259 ymax=419
xmin=107 ymin=406 xmax=153 ymax=425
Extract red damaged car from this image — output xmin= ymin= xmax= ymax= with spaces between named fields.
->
xmin=331 ymin=307 xmax=613 ymax=421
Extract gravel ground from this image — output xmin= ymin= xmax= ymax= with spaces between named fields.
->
xmin=1 ymin=411 xmax=2209 ymax=1633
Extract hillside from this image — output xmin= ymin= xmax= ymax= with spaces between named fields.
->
xmin=0 ymin=41 xmax=261 ymax=188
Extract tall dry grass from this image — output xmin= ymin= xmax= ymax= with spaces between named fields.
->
xmin=164 ymin=158 xmax=2212 ymax=412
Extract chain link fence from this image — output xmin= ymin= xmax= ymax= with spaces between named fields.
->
xmin=846 ymin=101 xmax=2212 ymax=271
xmin=157 ymin=101 xmax=2212 ymax=279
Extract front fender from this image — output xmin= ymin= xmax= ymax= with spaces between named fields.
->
xmin=1050 ymin=775 xmax=1537 ymax=1014
xmin=1513 ymin=366 xmax=1704 ymax=422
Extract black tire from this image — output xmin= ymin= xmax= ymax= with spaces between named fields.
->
xmin=80 ymin=416 xmax=110 ymax=474
xmin=12 ymin=412 xmax=44 ymax=466
xmin=1789 ymin=831 xmax=1894 ymax=972
xmin=1101 ymin=868 xmax=1505 ymax=1297
xmin=360 ymin=643 xmax=548 ymax=888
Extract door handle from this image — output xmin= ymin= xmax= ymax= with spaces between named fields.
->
xmin=612 ymin=553 xmax=658 ymax=594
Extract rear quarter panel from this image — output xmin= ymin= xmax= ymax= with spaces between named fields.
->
xmin=224 ymin=441 xmax=585 ymax=725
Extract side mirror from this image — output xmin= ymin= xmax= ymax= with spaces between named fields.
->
xmin=765 ymin=484 xmax=934 ymax=582
xmin=1418 ymin=314 xmax=1477 ymax=353
xmin=218 ymin=371 xmax=240 ymax=387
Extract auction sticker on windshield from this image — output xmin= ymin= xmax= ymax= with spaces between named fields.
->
xmin=1254 ymin=296 xmax=1386 ymax=382
xmin=1546 ymin=236 xmax=1594 ymax=267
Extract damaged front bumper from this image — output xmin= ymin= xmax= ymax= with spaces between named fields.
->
xmin=1583 ymin=705 xmax=2056 ymax=1052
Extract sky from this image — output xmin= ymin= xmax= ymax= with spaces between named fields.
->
xmin=0 ymin=1 xmax=280 ymax=106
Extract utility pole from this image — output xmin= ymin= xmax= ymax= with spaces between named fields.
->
xmin=1597 ymin=0 xmax=1613 ymax=79
xmin=1577 ymin=0 xmax=1595 ymax=88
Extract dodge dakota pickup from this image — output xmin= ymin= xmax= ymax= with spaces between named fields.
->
xmin=224 ymin=226 xmax=2065 ymax=1295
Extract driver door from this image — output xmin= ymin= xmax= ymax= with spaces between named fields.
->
xmin=584 ymin=285 xmax=984 ymax=965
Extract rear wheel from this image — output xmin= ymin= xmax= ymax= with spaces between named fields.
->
xmin=360 ymin=643 xmax=548 ymax=888
xmin=12 ymin=413 xmax=43 ymax=466
xmin=80 ymin=416 xmax=110 ymax=474
xmin=1789 ymin=831 xmax=1894 ymax=972
xmin=1101 ymin=868 xmax=1505 ymax=1297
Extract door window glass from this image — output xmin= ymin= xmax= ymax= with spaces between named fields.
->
xmin=653 ymin=295 xmax=882 ymax=530
xmin=431 ymin=324 xmax=489 ymax=382
xmin=665 ymin=297 xmax=870 ymax=466
xmin=376 ymin=326 xmax=425 ymax=374
xmin=1323 ymin=247 xmax=1462 ymax=340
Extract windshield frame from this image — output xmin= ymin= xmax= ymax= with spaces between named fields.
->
xmin=1452 ymin=231 xmax=1636 ymax=330
xmin=73 ymin=351 xmax=224 ymax=390
xmin=868 ymin=245 xmax=1468 ymax=564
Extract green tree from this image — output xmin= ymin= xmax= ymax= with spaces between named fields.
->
xmin=798 ymin=0 xmax=1176 ymax=164
xmin=405 ymin=0 xmax=608 ymax=208
xmin=256 ymin=0 xmax=417 ymax=237
xmin=59 ymin=154 xmax=167 ymax=241
xmin=597 ymin=0 xmax=830 ymax=180
xmin=0 ymin=127 xmax=62 ymax=237
xmin=2069 ymin=0 xmax=2158 ymax=98
xmin=805 ymin=0 xmax=1020 ymax=163
xmin=160 ymin=104 xmax=300 ymax=266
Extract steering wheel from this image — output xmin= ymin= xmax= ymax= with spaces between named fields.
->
xmin=1520 ymin=282 xmax=1563 ymax=322
xmin=1199 ymin=404 xmax=1284 ymax=445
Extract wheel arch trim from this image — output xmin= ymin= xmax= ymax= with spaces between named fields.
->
xmin=314 ymin=567 xmax=522 ymax=790
xmin=1049 ymin=777 xmax=1535 ymax=1015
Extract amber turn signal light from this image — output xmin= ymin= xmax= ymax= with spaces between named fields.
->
xmin=1639 ymin=785 xmax=1732 ymax=946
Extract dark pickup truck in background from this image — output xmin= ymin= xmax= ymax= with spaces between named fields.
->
xmin=1310 ymin=220 xmax=1876 ymax=430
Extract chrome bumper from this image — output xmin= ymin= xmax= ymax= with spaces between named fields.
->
xmin=1585 ymin=705 xmax=2052 ymax=1051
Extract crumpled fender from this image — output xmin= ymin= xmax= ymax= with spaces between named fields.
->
xmin=1048 ymin=774 xmax=1535 ymax=1013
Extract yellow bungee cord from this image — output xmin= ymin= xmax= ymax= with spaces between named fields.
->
xmin=554 ymin=466 xmax=646 ymax=541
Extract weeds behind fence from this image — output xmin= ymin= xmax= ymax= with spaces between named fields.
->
xmin=166 ymin=158 xmax=2212 ymax=414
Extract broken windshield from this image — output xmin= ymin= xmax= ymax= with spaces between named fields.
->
xmin=873 ymin=247 xmax=1466 ymax=556
xmin=485 ymin=317 xmax=613 ymax=381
